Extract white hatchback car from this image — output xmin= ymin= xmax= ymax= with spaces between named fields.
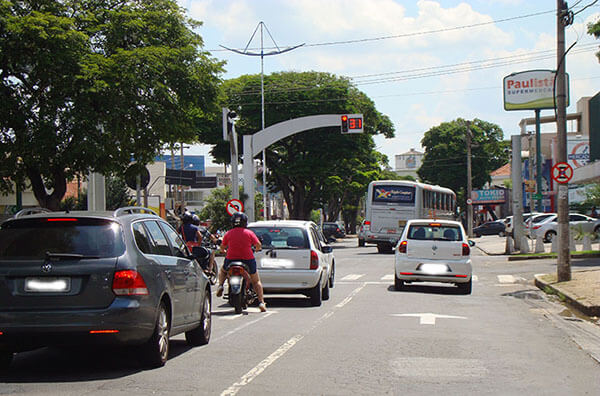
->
xmin=394 ymin=219 xmax=474 ymax=294
xmin=247 ymin=220 xmax=335 ymax=306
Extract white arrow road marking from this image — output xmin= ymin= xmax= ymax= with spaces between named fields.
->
xmin=341 ymin=274 xmax=365 ymax=281
xmin=391 ymin=313 xmax=467 ymax=325
xmin=381 ymin=274 xmax=394 ymax=281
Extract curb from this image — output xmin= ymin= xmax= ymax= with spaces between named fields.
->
xmin=509 ymin=252 xmax=600 ymax=261
xmin=534 ymin=274 xmax=600 ymax=317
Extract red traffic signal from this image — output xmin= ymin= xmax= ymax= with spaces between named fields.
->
xmin=341 ymin=115 xmax=348 ymax=133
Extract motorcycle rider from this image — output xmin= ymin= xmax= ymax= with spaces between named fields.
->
xmin=217 ymin=212 xmax=267 ymax=312
xmin=179 ymin=212 xmax=217 ymax=276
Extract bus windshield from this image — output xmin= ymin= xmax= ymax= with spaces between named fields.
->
xmin=372 ymin=185 xmax=415 ymax=205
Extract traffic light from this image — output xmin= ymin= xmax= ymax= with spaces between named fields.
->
xmin=341 ymin=115 xmax=348 ymax=133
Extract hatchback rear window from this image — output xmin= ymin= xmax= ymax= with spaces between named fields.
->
xmin=0 ymin=218 xmax=125 ymax=259
xmin=249 ymin=227 xmax=308 ymax=249
xmin=407 ymin=224 xmax=462 ymax=241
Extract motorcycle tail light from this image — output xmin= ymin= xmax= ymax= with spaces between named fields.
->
xmin=310 ymin=250 xmax=319 ymax=269
xmin=398 ymin=241 xmax=407 ymax=253
xmin=112 ymin=270 xmax=149 ymax=295
xmin=230 ymin=267 xmax=243 ymax=276
xmin=462 ymin=243 xmax=470 ymax=256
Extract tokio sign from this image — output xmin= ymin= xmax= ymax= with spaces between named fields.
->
xmin=551 ymin=162 xmax=573 ymax=184
xmin=225 ymin=199 xmax=244 ymax=216
xmin=470 ymin=189 xmax=506 ymax=204
xmin=503 ymin=70 xmax=569 ymax=111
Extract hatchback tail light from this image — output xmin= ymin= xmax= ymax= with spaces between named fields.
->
xmin=398 ymin=241 xmax=407 ymax=253
xmin=462 ymin=243 xmax=470 ymax=256
xmin=364 ymin=221 xmax=371 ymax=231
xmin=310 ymin=250 xmax=319 ymax=269
xmin=112 ymin=270 xmax=149 ymax=295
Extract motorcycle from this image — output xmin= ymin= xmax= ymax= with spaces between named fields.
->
xmin=225 ymin=261 xmax=257 ymax=314
xmin=190 ymin=245 xmax=218 ymax=285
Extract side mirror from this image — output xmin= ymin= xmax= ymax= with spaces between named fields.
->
xmin=468 ymin=240 xmax=476 ymax=247
xmin=322 ymin=246 xmax=333 ymax=253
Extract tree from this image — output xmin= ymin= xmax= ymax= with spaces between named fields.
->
xmin=214 ymin=71 xmax=394 ymax=220
xmin=588 ymin=21 xmax=600 ymax=61
xmin=0 ymin=0 xmax=223 ymax=210
xmin=198 ymin=186 xmax=263 ymax=233
xmin=418 ymin=118 xmax=509 ymax=203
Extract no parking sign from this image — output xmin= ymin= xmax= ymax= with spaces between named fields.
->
xmin=551 ymin=162 xmax=573 ymax=184
xmin=225 ymin=199 xmax=244 ymax=216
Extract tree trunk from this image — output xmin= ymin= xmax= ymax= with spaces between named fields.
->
xmin=27 ymin=167 xmax=67 ymax=211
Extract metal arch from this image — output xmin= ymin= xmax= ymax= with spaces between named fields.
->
xmin=243 ymin=114 xmax=345 ymax=222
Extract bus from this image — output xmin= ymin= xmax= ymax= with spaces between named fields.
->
xmin=364 ymin=180 xmax=457 ymax=253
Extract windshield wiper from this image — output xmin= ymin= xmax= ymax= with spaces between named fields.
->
xmin=45 ymin=252 xmax=101 ymax=260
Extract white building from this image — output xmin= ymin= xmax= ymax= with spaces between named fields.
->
xmin=394 ymin=148 xmax=423 ymax=179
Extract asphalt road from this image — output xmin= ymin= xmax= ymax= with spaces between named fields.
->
xmin=2 ymin=237 xmax=600 ymax=395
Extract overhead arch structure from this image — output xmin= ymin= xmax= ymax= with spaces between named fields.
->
xmin=243 ymin=114 xmax=350 ymax=221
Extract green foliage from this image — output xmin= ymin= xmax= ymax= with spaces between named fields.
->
xmin=0 ymin=0 xmax=223 ymax=210
xmin=584 ymin=183 xmax=600 ymax=207
xmin=588 ymin=21 xmax=600 ymax=61
xmin=418 ymin=118 xmax=509 ymax=207
xmin=198 ymin=186 xmax=263 ymax=232
xmin=105 ymin=176 xmax=133 ymax=210
xmin=214 ymin=71 xmax=394 ymax=220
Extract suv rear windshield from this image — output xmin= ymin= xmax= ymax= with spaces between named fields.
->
xmin=407 ymin=224 xmax=462 ymax=241
xmin=249 ymin=227 xmax=308 ymax=249
xmin=0 ymin=218 xmax=125 ymax=259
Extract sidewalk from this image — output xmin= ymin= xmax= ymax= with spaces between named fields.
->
xmin=474 ymin=235 xmax=600 ymax=318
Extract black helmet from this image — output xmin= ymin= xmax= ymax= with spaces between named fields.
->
xmin=192 ymin=214 xmax=200 ymax=226
xmin=182 ymin=211 xmax=193 ymax=224
xmin=231 ymin=212 xmax=248 ymax=228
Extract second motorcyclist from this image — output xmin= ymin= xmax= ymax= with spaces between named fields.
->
xmin=179 ymin=211 xmax=218 ymax=279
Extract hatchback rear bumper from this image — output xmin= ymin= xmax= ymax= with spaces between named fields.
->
xmin=260 ymin=269 xmax=322 ymax=293
xmin=395 ymin=258 xmax=472 ymax=284
xmin=0 ymin=297 xmax=156 ymax=351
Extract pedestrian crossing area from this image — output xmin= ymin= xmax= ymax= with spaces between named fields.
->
xmin=339 ymin=273 xmax=527 ymax=284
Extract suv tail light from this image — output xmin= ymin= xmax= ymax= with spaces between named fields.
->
xmin=462 ymin=243 xmax=470 ymax=256
xmin=310 ymin=250 xmax=319 ymax=269
xmin=398 ymin=241 xmax=407 ymax=253
xmin=112 ymin=270 xmax=149 ymax=295
xmin=364 ymin=221 xmax=371 ymax=231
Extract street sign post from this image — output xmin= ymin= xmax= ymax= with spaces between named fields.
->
xmin=226 ymin=199 xmax=244 ymax=216
xmin=551 ymin=162 xmax=573 ymax=184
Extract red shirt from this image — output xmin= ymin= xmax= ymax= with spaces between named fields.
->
xmin=222 ymin=228 xmax=260 ymax=260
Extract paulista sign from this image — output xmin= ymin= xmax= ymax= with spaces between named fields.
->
xmin=503 ymin=69 xmax=569 ymax=111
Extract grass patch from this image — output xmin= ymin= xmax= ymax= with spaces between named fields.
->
xmin=512 ymin=250 xmax=600 ymax=258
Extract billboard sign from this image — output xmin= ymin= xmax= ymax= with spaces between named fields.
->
xmin=503 ymin=70 xmax=569 ymax=111
xmin=470 ymin=189 xmax=506 ymax=204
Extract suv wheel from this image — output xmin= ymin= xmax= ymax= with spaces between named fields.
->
xmin=0 ymin=352 xmax=13 ymax=370
xmin=328 ymin=264 xmax=335 ymax=288
xmin=394 ymin=274 xmax=404 ymax=291
xmin=358 ymin=238 xmax=365 ymax=247
xmin=544 ymin=231 xmax=556 ymax=243
xmin=457 ymin=279 xmax=472 ymax=295
xmin=185 ymin=293 xmax=211 ymax=346
xmin=142 ymin=302 xmax=170 ymax=368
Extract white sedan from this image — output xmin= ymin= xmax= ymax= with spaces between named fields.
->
xmin=394 ymin=219 xmax=474 ymax=294
xmin=248 ymin=220 xmax=335 ymax=306
xmin=532 ymin=213 xmax=599 ymax=242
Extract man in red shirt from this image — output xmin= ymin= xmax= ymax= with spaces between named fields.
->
xmin=217 ymin=212 xmax=266 ymax=312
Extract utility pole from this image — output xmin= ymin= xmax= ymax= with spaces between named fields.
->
xmin=221 ymin=22 xmax=303 ymax=219
xmin=466 ymin=120 xmax=473 ymax=238
xmin=556 ymin=0 xmax=571 ymax=281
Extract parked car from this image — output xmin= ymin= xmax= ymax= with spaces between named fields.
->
xmin=531 ymin=213 xmax=598 ymax=243
xmin=248 ymin=220 xmax=335 ymax=306
xmin=0 ymin=207 xmax=212 ymax=369
xmin=321 ymin=222 xmax=346 ymax=240
xmin=472 ymin=220 xmax=506 ymax=237
xmin=394 ymin=219 xmax=474 ymax=294
xmin=503 ymin=212 xmax=542 ymax=236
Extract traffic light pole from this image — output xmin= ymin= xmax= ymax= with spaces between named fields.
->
xmin=466 ymin=121 xmax=473 ymax=238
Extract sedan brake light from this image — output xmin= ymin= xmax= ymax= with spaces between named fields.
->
xmin=310 ymin=250 xmax=319 ymax=269
xmin=112 ymin=270 xmax=149 ymax=295
xmin=398 ymin=241 xmax=407 ymax=253
xmin=462 ymin=243 xmax=470 ymax=256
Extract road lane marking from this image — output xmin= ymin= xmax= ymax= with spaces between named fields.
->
xmin=381 ymin=274 xmax=394 ymax=281
xmin=341 ymin=274 xmax=365 ymax=281
xmin=391 ymin=313 xmax=467 ymax=325
xmin=336 ymin=284 xmax=366 ymax=308
xmin=497 ymin=275 xmax=516 ymax=283
xmin=211 ymin=311 xmax=275 ymax=342
xmin=221 ymin=334 xmax=304 ymax=396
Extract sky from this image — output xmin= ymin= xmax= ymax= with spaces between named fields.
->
xmin=176 ymin=0 xmax=600 ymax=169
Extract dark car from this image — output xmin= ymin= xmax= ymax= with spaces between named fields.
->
xmin=321 ymin=222 xmax=346 ymax=240
xmin=0 ymin=207 xmax=212 ymax=369
xmin=472 ymin=220 xmax=506 ymax=237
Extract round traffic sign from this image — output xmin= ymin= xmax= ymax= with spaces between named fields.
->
xmin=551 ymin=162 xmax=573 ymax=184
xmin=466 ymin=199 xmax=473 ymax=205
xmin=225 ymin=199 xmax=244 ymax=216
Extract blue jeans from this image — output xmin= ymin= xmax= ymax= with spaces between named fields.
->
xmin=223 ymin=258 xmax=257 ymax=275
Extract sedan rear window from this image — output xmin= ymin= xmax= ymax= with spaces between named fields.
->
xmin=408 ymin=224 xmax=462 ymax=241
xmin=0 ymin=218 xmax=125 ymax=259
xmin=249 ymin=227 xmax=308 ymax=249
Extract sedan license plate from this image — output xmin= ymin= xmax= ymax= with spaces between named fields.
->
xmin=25 ymin=277 xmax=71 ymax=293
xmin=419 ymin=264 xmax=449 ymax=275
